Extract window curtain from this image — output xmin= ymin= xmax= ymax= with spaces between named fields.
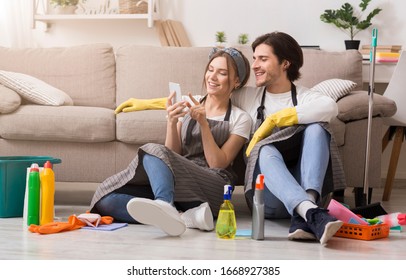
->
xmin=0 ymin=0 xmax=35 ymax=48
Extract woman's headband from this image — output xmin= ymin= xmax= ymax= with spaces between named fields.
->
xmin=209 ymin=47 xmax=247 ymax=83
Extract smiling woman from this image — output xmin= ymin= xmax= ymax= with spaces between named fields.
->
xmin=0 ymin=0 xmax=35 ymax=48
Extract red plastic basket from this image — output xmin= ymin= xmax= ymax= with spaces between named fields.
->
xmin=334 ymin=223 xmax=390 ymax=240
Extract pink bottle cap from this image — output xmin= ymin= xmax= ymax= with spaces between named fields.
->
xmin=44 ymin=161 xmax=53 ymax=169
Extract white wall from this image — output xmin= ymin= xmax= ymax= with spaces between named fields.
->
xmin=167 ymin=0 xmax=406 ymax=51
xmin=1 ymin=0 xmax=405 ymax=179
xmin=0 ymin=0 xmax=403 ymax=50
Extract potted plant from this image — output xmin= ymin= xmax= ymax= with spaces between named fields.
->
xmin=49 ymin=0 xmax=79 ymax=15
xmin=238 ymin=33 xmax=249 ymax=45
xmin=320 ymin=0 xmax=382 ymax=50
xmin=215 ymin=31 xmax=227 ymax=48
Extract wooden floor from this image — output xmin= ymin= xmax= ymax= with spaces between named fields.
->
xmin=0 ymin=184 xmax=405 ymax=260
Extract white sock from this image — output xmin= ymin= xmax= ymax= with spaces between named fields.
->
xmin=295 ymin=201 xmax=318 ymax=222
xmin=306 ymin=190 xmax=319 ymax=203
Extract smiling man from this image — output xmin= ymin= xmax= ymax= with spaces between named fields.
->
xmin=232 ymin=32 xmax=345 ymax=245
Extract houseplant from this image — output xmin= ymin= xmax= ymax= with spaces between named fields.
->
xmin=238 ymin=33 xmax=249 ymax=45
xmin=320 ymin=0 xmax=382 ymax=50
xmin=215 ymin=31 xmax=227 ymax=48
xmin=49 ymin=0 xmax=79 ymax=14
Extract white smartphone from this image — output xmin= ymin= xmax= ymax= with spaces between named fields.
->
xmin=169 ymin=82 xmax=182 ymax=104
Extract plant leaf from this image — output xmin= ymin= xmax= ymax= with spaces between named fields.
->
xmin=359 ymin=0 xmax=371 ymax=12
xmin=320 ymin=1 xmax=382 ymax=40
xmin=366 ymin=8 xmax=382 ymax=22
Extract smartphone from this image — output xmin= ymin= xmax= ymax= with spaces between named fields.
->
xmin=169 ymin=82 xmax=182 ymax=104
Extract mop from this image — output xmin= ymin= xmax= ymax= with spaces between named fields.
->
xmin=350 ymin=28 xmax=388 ymax=218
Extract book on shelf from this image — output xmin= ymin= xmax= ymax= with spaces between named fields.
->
xmin=300 ymin=45 xmax=321 ymax=50
xmin=361 ymin=44 xmax=402 ymax=54
xmin=362 ymin=51 xmax=400 ymax=63
xmin=155 ymin=20 xmax=191 ymax=47
xmin=360 ymin=45 xmax=402 ymax=62
xmin=376 ymin=52 xmax=400 ymax=63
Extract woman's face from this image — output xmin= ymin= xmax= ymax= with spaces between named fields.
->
xmin=205 ymin=56 xmax=237 ymax=96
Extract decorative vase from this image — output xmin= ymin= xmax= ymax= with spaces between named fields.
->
xmin=49 ymin=5 xmax=77 ymax=15
xmin=345 ymin=40 xmax=360 ymax=50
xmin=215 ymin=43 xmax=226 ymax=49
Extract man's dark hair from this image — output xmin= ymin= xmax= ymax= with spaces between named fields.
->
xmin=252 ymin=32 xmax=303 ymax=82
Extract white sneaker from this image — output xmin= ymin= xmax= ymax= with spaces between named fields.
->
xmin=181 ymin=202 xmax=214 ymax=231
xmin=127 ymin=198 xmax=186 ymax=236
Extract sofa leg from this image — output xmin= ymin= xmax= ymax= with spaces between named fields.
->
xmin=382 ymin=126 xmax=404 ymax=201
xmin=353 ymin=187 xmax=373 ymax=207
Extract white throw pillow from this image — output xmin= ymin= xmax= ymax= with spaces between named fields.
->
xmin=0 ymin=85 xmax=21 ymax=114
xmin=312 ymin=79 xmax=357 ymax=101
xmin=0 ymin=70 xmax=73 ymax=106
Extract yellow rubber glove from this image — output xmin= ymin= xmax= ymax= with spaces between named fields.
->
xmin=246 ymin=107 xmax=298 ymax=156
xmin=115 ymin=97 xmax=167 ymax=114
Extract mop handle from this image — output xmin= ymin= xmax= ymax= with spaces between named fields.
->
xmin=363 ymin=28 xmax=378 ymax=202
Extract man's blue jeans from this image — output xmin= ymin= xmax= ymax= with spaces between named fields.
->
xmin=253 ymin=123 xmax=330 ymax=218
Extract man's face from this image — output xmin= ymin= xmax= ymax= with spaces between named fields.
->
xmin=251 ymin=44 xmax=286 ymax=88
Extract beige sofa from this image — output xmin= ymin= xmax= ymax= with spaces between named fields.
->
xmin=0 ymin=44 xmax=397 ymax=199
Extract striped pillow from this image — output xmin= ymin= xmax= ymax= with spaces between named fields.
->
xmin=0 ymin=85 xmax=21 ymax=114
xmin=312 ymin=79 xmax=357 ymax=101
xmin=0 ymin=70 xmax=73 ymax=106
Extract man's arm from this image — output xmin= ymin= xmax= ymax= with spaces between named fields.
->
xmin=296 ymin=93 xmax=338 ymax=124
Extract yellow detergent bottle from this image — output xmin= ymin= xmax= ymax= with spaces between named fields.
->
xmin=40 ymin=161 xmax=55 ymax=225
xmin=215 ymin=185 xmax=237 ymax=239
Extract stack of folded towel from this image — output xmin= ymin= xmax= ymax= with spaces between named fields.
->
xmin=375 ymin=52 xmax=400 ymax=63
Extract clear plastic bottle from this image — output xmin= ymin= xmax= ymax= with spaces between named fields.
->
xmin=215 ymin=185 xmax=237 ymax=239
xmin=252 ymin=174 xmax=265 ymax=240
xmin=27 ymin=164 xmax=40 ymax=226
xmin=40 ymin=161 xmax=55 ymax=225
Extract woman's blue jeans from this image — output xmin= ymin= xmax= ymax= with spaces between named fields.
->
xmin=253 ymin=123 xmax=330 ymax=218
xmin=94 ymin=154 xmax=175 ymax=223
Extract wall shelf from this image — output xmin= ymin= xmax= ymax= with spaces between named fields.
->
xmin=33 ymin=0 xmax=160 ymax=29
xmin=362 ymin=61 xmax=397 ymax=84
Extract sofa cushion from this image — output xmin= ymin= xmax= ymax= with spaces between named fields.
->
xmin=0 ymin=70 xmax=73 ymax=106
xmin=311 ymin=79 xmax=357 ymax=102
xmin=0 ymin=85 xmax=21 ymax=114
xmin=298 ymin=49 xmax=363 ymax=90
xmin=115 ymin=45 xmax=213 ymax=104
xmin=0 ymin=105 xmax=115 ymax=142
xmin=0 ymin=44 xmax=116 ymax=109
xmin=329 ymin=117 xmax=345 ymax=147
xmin=116 ymin=110 xmax=167 ymax=145
xmin=337 ymin=91 xmax=397 ymax=122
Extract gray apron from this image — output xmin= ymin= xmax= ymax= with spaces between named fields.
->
xmin=90 ymin=100 xmax=236 ymax=215
xmin=245 ymin=84 xmax=346 ymax=210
